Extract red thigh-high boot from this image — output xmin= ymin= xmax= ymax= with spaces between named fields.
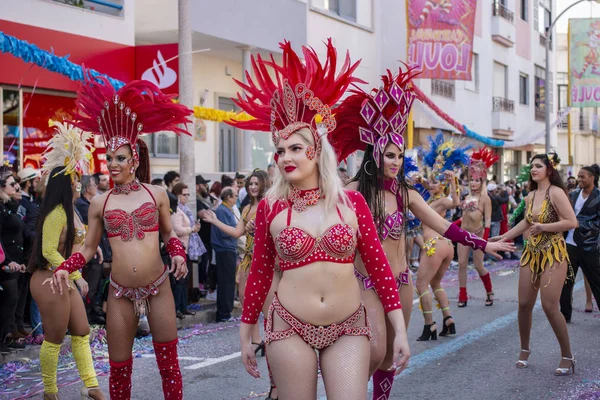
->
xmin=372 ymin=368 xmax=395 ymax=400
xmin=153 ymin=338 xmax=183 ymax=400
xmin=109 ymin=358 xmax=133 ymax=400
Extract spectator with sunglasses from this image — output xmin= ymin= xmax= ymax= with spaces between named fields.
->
xmin=0 ymin=169 xmax=27 ymax=354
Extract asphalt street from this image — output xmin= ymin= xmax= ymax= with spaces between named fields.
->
xmin=3 ymin=259 xmax=599 ymax=400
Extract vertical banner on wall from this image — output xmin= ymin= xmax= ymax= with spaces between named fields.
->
xmin=407 ymin=0 xmax=477 ymax=80
xmin=569 ymin=19 xmax=600 ymax=107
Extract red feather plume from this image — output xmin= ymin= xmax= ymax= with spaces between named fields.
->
xmin=470 ymin=147 xmax=500 ymax=168
xmin=229 ymin=39 xmax=364 ymax=139
xmin=71 ymin=68 xmax=192 ymax=156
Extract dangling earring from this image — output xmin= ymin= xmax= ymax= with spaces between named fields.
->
xmin=130 ymin=167 xmax=135 ymax=174
xmin=75 ymin=183 xmax=82 ymax=192
xmin=306 ymin=146 xmax=316 ymax=160
xmin=363 ymin=160 xmax=374 ymax=176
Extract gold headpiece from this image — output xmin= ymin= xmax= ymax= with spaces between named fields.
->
xmin=42 ymin=121 xmax=94 ymax=180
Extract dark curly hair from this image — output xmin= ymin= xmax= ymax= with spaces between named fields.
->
xmin=528 ymin=153 xmax=567 ymax=194
xmin=581 ymin=164 xmax=600 ymax=187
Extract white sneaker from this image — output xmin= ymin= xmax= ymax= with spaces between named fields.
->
xmin=206 ymin=291 xmax=217 ymax=301
xmin=450 ymin=260 xmax=458 ymax=267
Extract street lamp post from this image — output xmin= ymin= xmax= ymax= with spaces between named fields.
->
xmin=545 ymin=0 xmax=599 ymax=154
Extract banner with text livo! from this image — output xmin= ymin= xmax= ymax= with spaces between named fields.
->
xmin=569 ymin=19 xmax=600 ymax=107
xmin=407 ymin=0 xmax=477 ymax=80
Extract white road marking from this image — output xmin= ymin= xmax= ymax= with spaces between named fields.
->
xmin=184 ymin=352 xmax=242 ymax=370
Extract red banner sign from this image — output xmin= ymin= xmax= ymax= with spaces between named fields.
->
xmin=407 ymin=0 xmax=477 ymax=80
xmin=135 ymin=43 xmax=179 ymax=95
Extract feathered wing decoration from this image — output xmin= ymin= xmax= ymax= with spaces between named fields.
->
xmin=516 ymin=165 xmax=531 ymax=184
xmin=229 ymin=39 xmax=363 ymax=158
xmin=420 ymin=131 xmax=472 ymax=180
xmin=71 ymin=68 xmax=192 ymax=159
xmin=468 ymin=147 xmax=500 ymax=181
xmin=330 ymin=66 xmax=420 ymax=165
xmin=42 ymin=121 xmax=94 ymax=178
xmin=404 ymin=156 xmax=419 ymax=177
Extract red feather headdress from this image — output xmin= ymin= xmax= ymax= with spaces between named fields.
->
xmin=329 ymin=66 xmax=419 ymax=166
xmin=229 ymin=39 xmax=363 ymax=160
xmin=468 ymin=147 xmax=500 ymax=181
xmin=71 ymin=68 xmax=192 ymax=160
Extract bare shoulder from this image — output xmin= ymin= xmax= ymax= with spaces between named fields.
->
xmin=89 ymin=191 xmax=110 ymax=214
xmin=346 ymin=181 xmax=359 ymax=191
xmin=549 ymin=185 xmax=568 ymax=200
xmin=143 ymin=183 xmax=168 ymax=202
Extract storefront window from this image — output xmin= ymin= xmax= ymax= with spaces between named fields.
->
xmin=2 ymin=89 xmax=20 ymax=168
xmin=22 ymin=91 xmax=78 ymax=169
xmin=251 ymin=131 xmax=273 ymax=170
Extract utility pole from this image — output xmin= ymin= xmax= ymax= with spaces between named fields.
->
xmin=178 ymin=0 xmax=195 ymax=209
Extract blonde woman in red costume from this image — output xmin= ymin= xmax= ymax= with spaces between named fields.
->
xmin=50 ymin=72 xmax=192 ymax=400
xmin=330 ymin=69 xmax=515 ymax=400
xmin=229 ymin=39 xmax=410 ymax=400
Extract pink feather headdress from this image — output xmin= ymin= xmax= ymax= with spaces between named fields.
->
xmin=71 ymin=68 xmax=192 ymax=160
xmin=228 ymin=39 xmax=364 ymax=160
xmin=468 ymin=147 xmax=500 ymax=181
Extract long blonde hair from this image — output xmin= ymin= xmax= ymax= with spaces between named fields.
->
xmin=266 ymin=128 xmax=348 ymax=211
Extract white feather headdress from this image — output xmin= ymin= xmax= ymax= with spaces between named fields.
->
xmin=42 ymin=121 xmax=94 ymax=179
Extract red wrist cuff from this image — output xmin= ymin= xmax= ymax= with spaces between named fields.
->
xmin=452 ymin=218 xmax=462 ymax=227
xmin=484 ymin=228 xmax=491 ymax=240
xmin=54 ymin=252 xmax=86 ymax=275
xmin=166 ymin=237 xmax=187 ymax=261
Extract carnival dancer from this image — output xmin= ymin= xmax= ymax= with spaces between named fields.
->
xmin=491 ymin=153 xmax=577 ymax=375
xmin=28 ymin=122 xmax=106 ymax=400
xmin=50 ymin=72 xmax=192 ymax=400
xmin=456 ymin=147 xmax=498 ymax=307
xmin=228 ymin=39 xmax=410 ymax=400
xmin=330 ymin=68 xmax=515 ymax=400
xmin=414 ymin=132 xmax=471 ymax=341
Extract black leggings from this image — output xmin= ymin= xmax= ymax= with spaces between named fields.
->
xmin=560 ymin=244 xmax=600 ymax=320
xmin=0 ymin=279 xmax=18 ymax=340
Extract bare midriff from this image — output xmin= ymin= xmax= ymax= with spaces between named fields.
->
xmin=461 ymin=208 xmax=484 ymax=234
xmin=276 ymin=261 xmax=361 ymax=326
xmin=107 ymin=231 xmax=165 ymax=288
xmin=355 ymin=236 xmax=406 ymax=281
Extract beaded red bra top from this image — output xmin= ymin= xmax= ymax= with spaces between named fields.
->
xmin=103 ymin=183 xmax=159 ymax=241
xmin=275 ymin=206 xmax=357 ymax=270
xmin=241 ymin=190 xmax=403 ymax=324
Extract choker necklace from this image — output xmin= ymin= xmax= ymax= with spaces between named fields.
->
xmin=288 ymin=186 xmax=322 ymax=212
xmin=382 ymin=179 xmax=399 ymax=195
xmin=113 ymin=179 xmax=142 ymax=195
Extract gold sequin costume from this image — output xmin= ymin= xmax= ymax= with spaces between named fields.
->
xmin=521 ymin=188 xmax=570 ymax=285
xmin=42 ymin=205 xmax=84 ymax=282
xmin=238 ymin=206 xmax=256 ymax=273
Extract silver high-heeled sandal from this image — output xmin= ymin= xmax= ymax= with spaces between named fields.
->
xmin=515 ymin=349 xmax=530 ymax=369
xmin=80 ymin=386 xmax=105 ymax=400
xmin=554 ymin=356 xmax=576 ymax=376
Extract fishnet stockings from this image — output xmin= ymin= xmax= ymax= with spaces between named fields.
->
xmin=266 ymin=310 xmax=370 ymax=400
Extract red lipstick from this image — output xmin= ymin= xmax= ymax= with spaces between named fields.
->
xmin=284 ymin=166 xmax=297 ymax=173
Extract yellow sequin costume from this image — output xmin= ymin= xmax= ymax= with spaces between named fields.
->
xmin=42 ymin=205 xmax=84 ymax=281
xmin=521 ymin=188 xmax=570 ymax=285
xmin=238 ymin=206 xmax=256 ymax=273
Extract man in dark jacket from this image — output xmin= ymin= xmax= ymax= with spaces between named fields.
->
xmin=560 ymin=165 xmax=600 ymax=322
xmin=75 ymin=175 xmax=105 ymax=325
xmin=196 ymin=175 xmax=215 ymax=292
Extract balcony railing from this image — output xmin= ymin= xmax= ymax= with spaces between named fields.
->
xmin=492 ymin=1 xmax=514 ymax=23
xmin=51 ymin=0 xmax=124 ymax=16
xmin=431 ymin=80 xmax=455 ymax=100
xmin=535 ymin=107 xmax=545 ymax=121
xmin=493 ymin=97 xmax=515 ymax=113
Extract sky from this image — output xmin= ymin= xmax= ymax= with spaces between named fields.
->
xmin=556 ymin=0 xmax=600 ymax=33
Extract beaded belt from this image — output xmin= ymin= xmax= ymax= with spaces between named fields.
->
xmin=110 ymin=267 xmax=169 ymax=316
xmin=265 ymin=294 xmax=371 ymax=350
xmin=354 ymin=269 xmax=409 ymax=291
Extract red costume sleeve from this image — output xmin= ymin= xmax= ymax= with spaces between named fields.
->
xmin=241 ymin=199 xmax=278 ymax=324
xmin=348 ymin=191 xmax=402 ymax=313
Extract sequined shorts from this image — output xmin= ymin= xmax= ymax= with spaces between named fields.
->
xmin=354 ymin=269 xmax=410 ymax=291
xmin=265 ymin=293 xmax=371 ymax=350
xmin=110 ymin=266 xmax=169 ymax=316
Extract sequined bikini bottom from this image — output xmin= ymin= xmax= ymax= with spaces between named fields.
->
xmin=265 ymin=293 xmax=371 ymax=350
xmin=110 ymin=267 xmax=169 ymax=316
xmin=354 ymin=268 xmax=410 ymax=291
